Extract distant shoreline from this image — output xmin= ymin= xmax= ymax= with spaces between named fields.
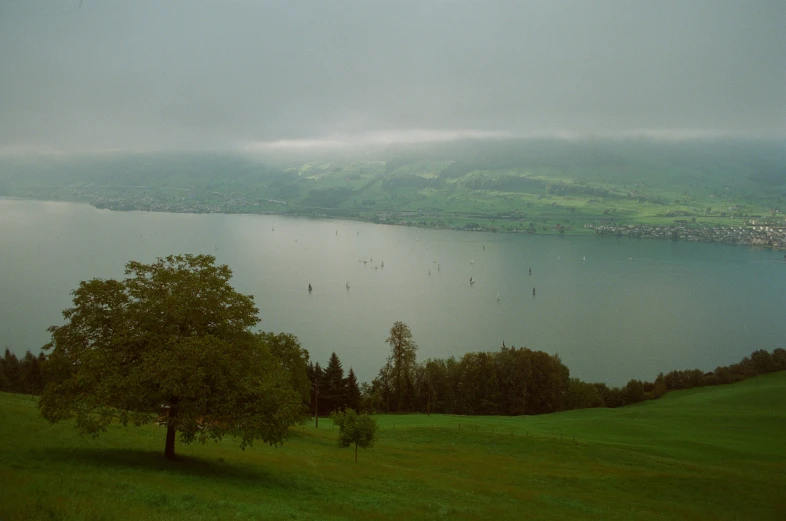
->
xmin=3 ymin=195 xmax=785 ymax=251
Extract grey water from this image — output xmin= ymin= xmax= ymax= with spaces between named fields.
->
xmin=1 ymin=198 xmax=785 ymax=386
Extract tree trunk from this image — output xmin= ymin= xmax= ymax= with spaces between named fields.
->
xmin=165 ymin=425 xmax=176 ymax=459
xmin=354 ymin=442 xmax=358 ymax=463
xmin=164 ymin=403 xmax=178 ymax=459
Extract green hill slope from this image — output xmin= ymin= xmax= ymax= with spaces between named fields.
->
xmin=2 ymin=373 xmax=785 ymax=520
xmin=2 ymin=139 xmax=785 ymax=233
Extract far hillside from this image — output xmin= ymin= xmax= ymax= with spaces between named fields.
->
xmin=2 ymin=139 xmax=785 ymax=233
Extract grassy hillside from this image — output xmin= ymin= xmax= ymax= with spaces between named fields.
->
xmin=2 ymin=372 xmax=784 ymax=520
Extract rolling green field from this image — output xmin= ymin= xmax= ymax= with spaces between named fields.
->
xmin=2 ymin=372 xmax=785 ymax=520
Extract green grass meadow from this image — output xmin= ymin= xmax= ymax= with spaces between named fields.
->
xmin=2 ymin=373 xmax=785 ymax=520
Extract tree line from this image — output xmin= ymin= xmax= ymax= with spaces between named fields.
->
xmin=306 ymin=352 xmax=362 ymax=417
xmin=356 ymin=322 xmax=786 ymax=415
xmin=565 ymin=347 xmax=786 ymax=411
xmin=367 ymin=342 xmax=571 ymax=415
xmin=5 ymin=325 xmax=786 ymax=419
xmin=0 ymin=348 xmax=46 ymax=395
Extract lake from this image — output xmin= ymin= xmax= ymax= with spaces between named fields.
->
xmin=1 ymin=198 xmax=784 ymax=386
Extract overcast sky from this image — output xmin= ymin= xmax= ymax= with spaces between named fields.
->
xmin=1 ymin=0 xmax=784 ymax=154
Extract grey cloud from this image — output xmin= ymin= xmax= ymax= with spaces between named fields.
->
xmin=1 ymin=0 xmax=784 ymax=153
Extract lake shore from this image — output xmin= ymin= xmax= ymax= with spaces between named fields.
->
xmin=5 ymin=193 xmax=786 ymax=250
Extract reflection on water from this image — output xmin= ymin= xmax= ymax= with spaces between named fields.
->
xmin=2 ymin=199 xmax=785 ymax=386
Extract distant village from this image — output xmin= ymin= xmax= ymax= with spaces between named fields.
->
xmin=586 ymin=221 xmax=786 ymax=250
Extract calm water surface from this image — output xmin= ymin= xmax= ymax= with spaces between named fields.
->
xmin=1 ymin=199 xmax=784 ymax=386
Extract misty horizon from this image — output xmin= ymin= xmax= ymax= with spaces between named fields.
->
xmin=1 ymin=0 xmax=784 ymax=156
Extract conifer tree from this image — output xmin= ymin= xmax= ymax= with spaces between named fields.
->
xmin=345 ymin=367 xmax=362 ymax=412
xmin=18 ymin=351 xmax=45 ymax=395
xmin=322 ymin=352 xmax=346 ymax=413
xmin=1 ymin=349 xmax=20 ymax=393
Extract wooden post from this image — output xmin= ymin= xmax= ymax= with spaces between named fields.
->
xmin=314 ymin=377 xmax=319 ymax=429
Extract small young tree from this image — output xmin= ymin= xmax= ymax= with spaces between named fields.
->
xmin=330 ymin=408 xmax=379 ymax=463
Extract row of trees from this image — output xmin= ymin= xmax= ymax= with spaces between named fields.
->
xmin=361 ymin=323 xmax=786 ymax=415
xmin=10 ymin=317 xmax=786 ymax=420
xmin=366 ymin=336 xmax=571 ymax=415
xmin=306 ymin=352 xmax=362 ymax=416
xmin=568 ymin=347 xmax=786 ymax=410
xmin=0 ymin=348 xmax=46 ymax=395
xmin=9 ymin=317 xmax=786 ymax=422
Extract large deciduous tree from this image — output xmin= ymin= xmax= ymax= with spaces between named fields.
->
xmin=38 ymin=254 xmax=305 ymax=459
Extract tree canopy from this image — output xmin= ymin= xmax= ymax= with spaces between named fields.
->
xmin=257 ymin=332 xmax=311 ymax=407
xmin=38 ymin=254 xmax=306 ymax=458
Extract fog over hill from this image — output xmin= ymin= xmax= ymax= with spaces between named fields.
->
xmin=1 ymin=1 xmax=784 ymax=155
